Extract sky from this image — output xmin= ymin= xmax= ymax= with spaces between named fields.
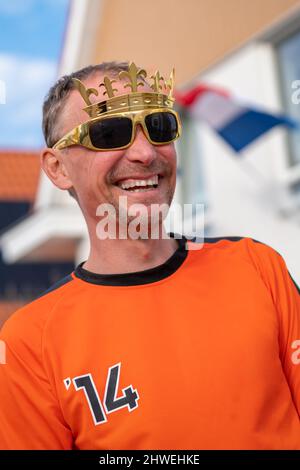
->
xmin=0 ymin=0 xmax=69 ymax=149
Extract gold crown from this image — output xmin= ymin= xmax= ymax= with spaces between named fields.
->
xmin=72 ymin=62 xmax=175 ymax=118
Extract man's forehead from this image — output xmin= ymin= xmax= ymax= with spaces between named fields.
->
xmin=62 ymin=74 xmax=116 ymax=127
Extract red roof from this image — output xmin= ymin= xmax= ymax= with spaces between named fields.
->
xmin=0 ymin=150 xmax=41 ymax=201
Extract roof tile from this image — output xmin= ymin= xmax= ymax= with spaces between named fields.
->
xmin=0 ymin=150 xmax=41 ymax=201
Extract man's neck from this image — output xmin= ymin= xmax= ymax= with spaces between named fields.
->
xmin=83 ymin=231 xmax=179 ymax=275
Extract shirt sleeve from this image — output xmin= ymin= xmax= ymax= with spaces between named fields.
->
xmin=246 ymin=238 xmax=300 ymax=417
xmin=0 ymin=311 xmax=73 ymax=450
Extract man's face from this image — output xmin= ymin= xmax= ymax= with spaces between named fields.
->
xmin=56 ymin=73 xmax=177 ymax=227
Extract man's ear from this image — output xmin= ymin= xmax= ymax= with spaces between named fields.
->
xmin=40 ymin=148 xmax=73 ymax=191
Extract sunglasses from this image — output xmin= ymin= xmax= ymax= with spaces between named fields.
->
xmin=53 ymin=109 xmax=181 ymax=151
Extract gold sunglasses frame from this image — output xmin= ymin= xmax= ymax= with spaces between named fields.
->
xmin=53 ymin=108 xmax=182 ymax=151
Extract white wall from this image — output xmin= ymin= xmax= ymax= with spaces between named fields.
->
xmin=196 ymin=42 xmax=300 ymax=283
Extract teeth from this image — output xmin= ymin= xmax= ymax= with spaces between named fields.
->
xmin=120 ymin=175 xmax=158 ymax=190
xmin=132 ymin=188 xmax=153 ymax=192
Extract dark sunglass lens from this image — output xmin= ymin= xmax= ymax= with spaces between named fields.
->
xmin=89 ymin=117 xmax=132 ymax=149
xmin=145 ymin=112 xmax=178 ymax=143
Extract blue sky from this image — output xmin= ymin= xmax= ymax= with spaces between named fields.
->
xmin=0 ymin=0 xmax=69 ymax=149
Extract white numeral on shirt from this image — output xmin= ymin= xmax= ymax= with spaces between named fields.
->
xmin=65 ymin=363 xmax=139 ymax=425
xmin=291 ymin=339 xmax=300 ymax=365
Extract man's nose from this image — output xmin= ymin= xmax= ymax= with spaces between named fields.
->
xmin=124 ymin=125 xmax=156 ymax=165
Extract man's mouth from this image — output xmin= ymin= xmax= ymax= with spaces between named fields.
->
xmin=115 ymin=174 xmax=160 ymax=192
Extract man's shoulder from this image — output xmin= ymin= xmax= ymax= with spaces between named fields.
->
xmin=0 ymin=273 xmax=76 ymax=340
xmin=187 ymin=234 xmax=281 ymax=268
xmin=191 ymin=234 xmax=277 ymax=254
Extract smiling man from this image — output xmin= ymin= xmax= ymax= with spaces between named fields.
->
xmin=0 ymin=61 xmax=299 ymax=450
xmin=44 ymin=62 xmax=179 ymax=273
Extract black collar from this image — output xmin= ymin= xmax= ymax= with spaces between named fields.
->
xmin=74 ymin=235 xmax=188 ymax=286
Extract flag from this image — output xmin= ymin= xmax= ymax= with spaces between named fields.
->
xmin=175 ymin=84 xmax=297 ymax=153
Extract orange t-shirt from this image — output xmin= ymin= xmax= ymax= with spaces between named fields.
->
xmin=0 ymin=236 xmax=299 ymax=450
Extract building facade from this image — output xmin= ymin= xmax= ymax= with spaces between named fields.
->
xmin=1 ymin=0 xmax=300 ymax=288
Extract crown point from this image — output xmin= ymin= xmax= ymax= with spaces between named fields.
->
xmin=99 ymin=77 xmax=117 ymax=98
xmin=150 ymin=71 xmax=164 ymax=93
xmin=74 ymin=63 xmax=176 ymax=116
xmin=119 ymin=62 xmax=147 ymax=92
